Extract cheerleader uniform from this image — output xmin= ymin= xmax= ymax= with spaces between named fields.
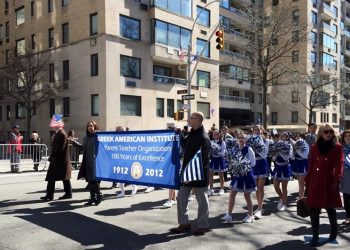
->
xmin=292 ymin=139 xmax=309 ymax=176
xmin=248 ymin=136 xmax=269 ymax=178
xmin=230 ymin=145 xmax=256 ymax=192
xmin=210 ymin=140 xmax=227 ymax=172
xmin=272 ymin=141 xmax=293 ymax=181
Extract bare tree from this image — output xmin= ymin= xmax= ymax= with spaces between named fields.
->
xmin=241 ymin=2 xmax=309 ymax=129
xmin=0 ymin=50 xmax=63 ymax=142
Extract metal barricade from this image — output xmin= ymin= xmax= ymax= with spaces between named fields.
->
xmin=68 ymin=143 xmax=82 ymax=170
xmin=0 ymin=144 xmax=49 ymax=172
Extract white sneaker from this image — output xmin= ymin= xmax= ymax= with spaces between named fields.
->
xmin=188 ymin=194 xmax=195 ymax=201
xmin=208 ymin=189 xmax=215 ymax=196
xmin=254 ymin=209 xmax=262 ymax=219
xmin=163 ymin=200 xmax=173 ymax=207
xmin=221 ymin=213 xmax=233 ymax=223
xmin=277 ymin=199 xmax=283 ymax=210
xmin=243 ymin=215 xmax=255 ymax=223
xmin=218 ymin=189 xmax=225 ymax=195
xmin=131 ymin=186 xmax=138 ymax=197
xmin=278 ymin=204 xmax=286 ymax=211
xmin=145 ymin=187 xmax=155 ymax=193
xmin=172 ymin=200 xmax=177 ymax=205
xmin=116 ymin=192 xmax=125 ymax=198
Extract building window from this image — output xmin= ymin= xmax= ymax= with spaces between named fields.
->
xmin=91 ymin=54 xmax=98 ymax=76
xmin=49 ymin=98 xmax=55 ymax=117
xmin=310 ymin=51 xmax=316 ymax=64
xmin=16 ymin=102 xmax=26 ymax=119
xmin=5 ymin=49 xmax=9 ymax=65
xmin=5 ymin=0 xmax=9 ymax=9
xmin=16 ymin=38 xmax=25 ymax=56
xmin=48 ymin=28 xmax=54 ymax=48
xmin=310 ymin=31 xmax=317 ymax=44
xmin=292 ymin=111 xmax=298 ymax=123
xmin=292 ymin=30 xmax=299 ymax=42
xmin=31 ymin=34 xmax=35 ymax=49
xmin=31 ymin=1 xmax=35 ymax=16
xmin=292 ymin=50 xmax=299 ymax=63
xmin=120 ymin=55 xmax=141 ymax=79
xmin=153 ymin=20 xmax=191 ymax=49
xmin=6 ymin=105 xmax=10 ymax=120
xmin=153 ymin=0 xmax=192 ymax=18
xmin=311 ymin=111 xmax=316 ymax=123
xmin=271 ymin=73 xmax=278 ymax=85
xmin=311 ymin=11 xmax=317 ymax=24
xmin=48 ymin=0 xmax=53 ymax=12
xmin=154 ymin=65 xmax=171 ymax=76
xmin=62 ymin=0 xmax=69 ymax=7
xmin=272 ymin=0 xmax=279 ymax=6
xmin=332 ymin=24 xmax=338 ymax=35
xmin=258 ymin=94 xmax=262 ymax=104
xmin=292 ymin=9 xmax=299 ymax=23
xmin=91 ymin=94 xmax=99 ymax=116
xmin=5 ymin=21 xmax=9 ymax=38
xmin=0 ymin=106 xmax=2 ymax=121
xmin=16 ymin=7 xmax=25 ymax=25
xmin=63 ymin=60 xmax=69 ymax=81
xmin=156 ymin=98 xmax=164 ymax=117
xmin=196 ymin=38 xmax=210 ymax=58
xmin=120 ymin=95 xmax=141 ymax=116
xmin=321 ymin=52 xmax=335 ymax=68
xmin=197 ymin=6 xmax=210 ymax=26
xmin=197 ymin=70 xmax=210 ymax=88
xmin=292 ymin=91 xmax=299 ymax=102
xmin=120 ymin=15 xmax=140 ymax=40
xmin=257 ymin=112 xmax=262 ymax=124
xmin=0 ymin=24 xmax=3 ymax=41
xmin=167 ymin=99 xmax=174 ymax=117
xmin=49 ymin=63 xmax=54 ymax=82
xmin=90 ymin=13 xmax=98 ymax=36
xmin=332 ymin=113 xmax=337 ymax=123
xmin=197 ymin=102 xmax=210 ymax=119
xmin=62 ymin=22 xmax=69 ymax=44
xmin=322 ymin=33 xmax=335 ymax=50
xmin=271 ymin=112 xmax=278 ymax=124
xmin=63 ymin=97 xmax=70 ymax=117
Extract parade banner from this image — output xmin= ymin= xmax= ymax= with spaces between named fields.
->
xmin=95 ymin=130 xmax=181 ymax=189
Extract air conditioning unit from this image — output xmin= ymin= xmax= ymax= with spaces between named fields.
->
xmin=90 ymin=37 xmax=97 ymax=46
xmin=238 ymin=80 xmax=243 ymax=84
xmin=140 ymin=3 xmax=148 ymax=11
xmin=126 ymin=80 xmax=136 ymax=87
xmin=200 ymin=30 xmax=207 ymax=35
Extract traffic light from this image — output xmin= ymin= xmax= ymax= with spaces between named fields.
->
xmin=174 ymin=111 xmax=184 ymax=121
xmin=215 ymin=30 xmax=224 ymax=50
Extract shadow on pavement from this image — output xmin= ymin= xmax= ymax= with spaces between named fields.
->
xmin=258 ymin=240 xmax=316 ymax=250
xmin=95 ymin=200 xmax=165 ymax=216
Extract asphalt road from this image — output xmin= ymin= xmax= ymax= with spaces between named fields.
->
xmin=0 ymin=170 xmax=349 ymax=250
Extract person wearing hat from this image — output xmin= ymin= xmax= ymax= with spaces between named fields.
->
xmin=8 ymin=125 xmax=23 ymax=173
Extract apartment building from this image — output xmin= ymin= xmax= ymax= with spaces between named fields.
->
xmin=0 ymin=0 xmax=220 ymax=142
xmin=265 ymin=0 xmax=343 ymax=132
xmin=218 ymin=0 xmax=261 ymax=128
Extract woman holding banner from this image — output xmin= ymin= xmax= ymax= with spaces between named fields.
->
xmin=78 ymin=121 xmax=103 ymax=206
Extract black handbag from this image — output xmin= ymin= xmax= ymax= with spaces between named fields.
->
xmin=297 ymin=197 xmax=309 ymax=218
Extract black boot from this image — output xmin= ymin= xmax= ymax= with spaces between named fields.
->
xmin=40 ymin=195 xmax=53 ymax=201
xmin=309 ymin=208 xmax=320 ymax=246
xmin=85 ymin=183 xmax=96 ymax=206
xmin=328 ymin=208 xmax=338 ymax=241
xmin=95 ymin=193 xmax=103 ymax=206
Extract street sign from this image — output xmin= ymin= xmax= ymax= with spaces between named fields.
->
xmin=177 ymin=89 xmax=188 ymax=94
xmin=182 ymin=94 xmax=195 ymax=100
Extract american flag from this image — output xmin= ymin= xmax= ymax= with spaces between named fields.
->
xmin=49 ymin=114 xmax=64 ymax=128
xmin=181 ymin=149 xmax=204 ymax=183
xmin=191 ymin=51 xmax=199 ymax=63
xmin=178 ymin=45 xmax=185 ymax=62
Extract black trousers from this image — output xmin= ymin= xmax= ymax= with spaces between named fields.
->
xmin=88 ymin=180 xmax=101 ymax=199
xmin=344 ymin=193 xmax=350 ymax=219
xmin=309 ymin=208 xmax=337 ymax=238
xmin=47 ymin=180 xmax=72 ymax=197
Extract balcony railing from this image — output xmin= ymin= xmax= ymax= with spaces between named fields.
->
xmin=153 ymin=74 xmax=187 ymax=85
xmin=322 ymin=3 xmax=337 ymax=17
xmin=220 ymin=50 xmax=249 ymax=60
xmin=345 ymin=30 xmax=350 ymax=38
xmin=219 ymin=95 xmax=250 ymax=102
xmin=322 ymin=22 xmax=333 ymax=32
xmin=228 ymin=7 xmax=250 ymax=19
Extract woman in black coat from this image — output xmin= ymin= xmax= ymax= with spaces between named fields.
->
xmin=78 ymin=121 xmax=102 ymax=205
xmin=41 ymin=128 xmax=72 ymax=201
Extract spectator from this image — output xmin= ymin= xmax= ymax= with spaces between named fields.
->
xmin=8 ymin=125 xmax=23 ymax=173
xmin=305 ymin=124 xmax=343 ymax=246
xmin=67 ymin=130 xmax=82 ymax=170
xmin=305 ymin=123 xmax=317 ymax=150
xmin=40 ymin=127 xmax=72 ymax=201
xmin=340 ymin=130 xmax=350 ymax=225
xmin=170 ymin=112 xmax=211 ymax=235
xmin=78 ymin=121 xmax=103 ymax=206
xmin=29 ymin=131 xmax=41 ymax=171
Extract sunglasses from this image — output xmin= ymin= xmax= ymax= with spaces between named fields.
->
xmin=323 ymin=130 xmax=334 ymax=135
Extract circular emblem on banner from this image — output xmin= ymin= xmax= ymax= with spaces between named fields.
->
xmin=131 ymin=162 xmax=143 ymax=179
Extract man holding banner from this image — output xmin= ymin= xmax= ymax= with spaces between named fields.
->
xmin=170 ymin=112 xmax=211 ymax=235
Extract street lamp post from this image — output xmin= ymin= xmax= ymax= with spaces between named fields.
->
xmin=186 ymin=0 xmax=220 ymax=121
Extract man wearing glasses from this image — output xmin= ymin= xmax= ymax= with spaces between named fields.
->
xmin=170 ymin=112 xmax=211 ymax=235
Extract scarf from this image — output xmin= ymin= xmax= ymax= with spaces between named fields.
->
xmin=317 ymin=138 xmax=334 ymax=155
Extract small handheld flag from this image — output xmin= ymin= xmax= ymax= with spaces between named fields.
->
xmin=181 ymin=149 xmax=203 ymax=183
xmin=50 ymin=114 xmax=64 ymax=128
xmin=345 ymin=153 xmax=350 ymax=166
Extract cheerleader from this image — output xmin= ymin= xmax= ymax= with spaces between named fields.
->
xmin=291 ymin=133 xmax=309 ymax=200
xmin=208 ymin=129 xmax=227 ymax=196
xmin=246 ymin=125 xmax=269 ymax=219
xmin=271 ymin=132 xmax=293 ymax=211
xmin=340 ymin=130 xmax=350 ymax=225
xmin=221 ymin=132 xmax=256 ymax=223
